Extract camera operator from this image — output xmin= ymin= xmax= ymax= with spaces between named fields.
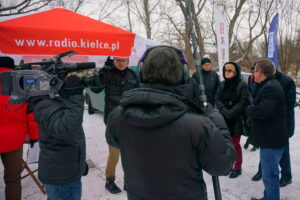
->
xmin=90 ymin=56 xmax=139 ymax=194
xmin=105 ymin=46 xmax=236 ymax=200
xmin=29 ymin=75 xmax=88 ymax=200
xmin=0 ymin=56 xmax=39 ymax=200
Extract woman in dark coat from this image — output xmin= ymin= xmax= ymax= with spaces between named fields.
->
xmin=215 ymin=61 xmax=249 ymax=178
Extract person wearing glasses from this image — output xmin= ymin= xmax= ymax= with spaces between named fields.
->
xmin=215 ymin=61 xmax=249 ymax=178
xmin=90 ymin=56 xmax=140 ymax=194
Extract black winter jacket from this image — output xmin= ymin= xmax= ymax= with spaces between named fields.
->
xmin=180 ymin=77 xmax=201 ymax=105
xmin=90 ymin=65 xmax=139 ymax=124
xmin=215 ymin=62 xmax=249 ymax=137
xmin=33 ymin=94 xmax=86 ymax=184
xmin=106 ymin=85 xmax=236 ymax=200
xmin=192 ymin=70 xmax=220 ymax=106
xmin=246 ymin=77 xmax=289 ymax=148
xmin=274 ymin=71 xmax=296 ymax=137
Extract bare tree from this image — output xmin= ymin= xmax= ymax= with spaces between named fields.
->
xmin=123 ymin=0 xmax=133 ymax=32
xmin=210 ymin=0 xmax=276 ymax=69
xmin=174 ymin=0 xmax=208 ymax=59
xmin=158 ymin=0 xmax=208 ymax=72
xmin=0 ymin=0 xmax=52 ymax=16
xmin=277 ymin=0 xmax=300 ymax=73
xmin=49 ymin=0 xmax=86 ymax=12
xmin=295 ymin=30 xmax=300 ymax=82
xmin=129 ymin=0 xmax=161 ymax=39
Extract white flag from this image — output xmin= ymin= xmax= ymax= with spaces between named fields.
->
xmin=214 ymin=7 xmax=229 ymax=77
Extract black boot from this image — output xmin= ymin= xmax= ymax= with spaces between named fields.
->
xmin=244 ymin=141 xmax=249 ymax=150
xmin=229 ymin=169 xmax=242 ymax=178
xmin=250 ymin=146 xmax=258 ymax=152
xmin=252 ymin=171 xmax=262 ymax=181
xmin=279 ymin=179 xmax=292 ymax=187
xmin=105 ymin=177 xmax=121 ymax=194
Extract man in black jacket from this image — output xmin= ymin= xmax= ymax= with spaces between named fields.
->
xmin=247 ymin=59 xmax=289 ymax=200
xmin=31 ymin=75 xmax=87 ymax=200
xmin=192 ymin=58 xmax=220 ymax=106
xmin=106 ymin=46 xmax=236 ymax=200
xmin=251 ymin=69 xmax=296 ymax=186
xmin=90 ymin=56 xmax=139 ymax=194
xmin=274 ymin=69 xmax=296 ymax=187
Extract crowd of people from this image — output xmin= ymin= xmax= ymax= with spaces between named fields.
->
xmin=0 ymin=44 xmax=297 ymax=200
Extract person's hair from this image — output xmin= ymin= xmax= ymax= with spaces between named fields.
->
xmin=254 ymin=59 xmax=274 ymax=77
xmin=0 ymin=56 xmax=15 ymax=69
xmin=141 ymin=47 xmax=183 ymax=85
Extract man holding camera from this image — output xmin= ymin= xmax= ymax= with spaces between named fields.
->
xmin=0 ymin=56 xmax=39 ymax=200
xmin=90 ymin=56 xmax=139 ymax=194
xmin=106 ymin=46 xmax=236 ymax=200
xmin=29 ymin=75 xmax=88 ymax=200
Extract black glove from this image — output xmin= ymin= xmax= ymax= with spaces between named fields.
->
xmin=104 ymin=56 xmax=114 ymax=67
xmin=27 ymin=95 xmax=49 ymax=113
xmin=61 ymin=75 xmax=84 ymax=97
xmin=30 ymin=139 xmax=38 ymax=148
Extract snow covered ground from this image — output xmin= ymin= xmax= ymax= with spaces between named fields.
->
xmin=1 ymin=103 xmax=300 ymax=200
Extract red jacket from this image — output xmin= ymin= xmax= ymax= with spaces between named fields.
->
xmin=0 ymin=67 xmax=39 ymax=153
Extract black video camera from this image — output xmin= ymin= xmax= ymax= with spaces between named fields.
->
xmin=0 ymin=51 xmax=96 ymax=104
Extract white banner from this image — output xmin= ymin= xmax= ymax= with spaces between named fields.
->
xmin=129 ymin=34 xmax=159 ymax=66
xmin=214 ymin=7 xmax=229 ymax=77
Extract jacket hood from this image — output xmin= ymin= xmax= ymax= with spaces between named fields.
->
xmin=119 ymin=87 xmax=189 ymax=128
xmin=222 ymin=61 xmax=241 ymax=80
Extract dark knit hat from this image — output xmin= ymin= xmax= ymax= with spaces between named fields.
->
xmin=201 ymin=58 xmax=211 ymax=66
xmin=0 ymin=56 xmax=15 ymax=69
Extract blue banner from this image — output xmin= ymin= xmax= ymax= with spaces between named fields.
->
xmin=266 ymin=13 xmax=279 ymax=68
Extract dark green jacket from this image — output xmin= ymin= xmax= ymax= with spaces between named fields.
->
xmin=106 ymin=86 xmax=235 ymax=200
xmin=34 ymin=94 xmax=86 ymax=184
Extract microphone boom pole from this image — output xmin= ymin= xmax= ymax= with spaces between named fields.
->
xmin=185 ymin=0 xmax=207 ymax=107
xmin=185 ymin=0 xmax=222 ymax=200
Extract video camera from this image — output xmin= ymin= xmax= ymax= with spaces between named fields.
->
xmin=0 ymin=51 xmax=96 ymax=104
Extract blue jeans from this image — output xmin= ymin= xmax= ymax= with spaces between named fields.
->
xmin=43 ymin=179 xmax=82 ymax=200
xmin=260 ymin=148 xmax=284 ymax=200
xmin=279 ymin=144 xmax=292 ymax=181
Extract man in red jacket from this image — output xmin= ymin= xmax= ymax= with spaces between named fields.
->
xmin=0 ymin=56 xmax=39 ymax=200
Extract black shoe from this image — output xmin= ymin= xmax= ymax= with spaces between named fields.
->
xmin=105 ymin=178 xmax=121 ymax=194
xmin=279 ymin=179 xmax=292 ymax=187
xmin=229 ymin=169 xmax=241 ymax=178
xmin=244 ymin=142 xmax=249 ymax=150
xmin=251 ymin=171 xmax=262 ymax=181
xmin=250 ymin=146 xmax=258 ymax=152
xmin=251 ymin=198 xmax=263 ymax=200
